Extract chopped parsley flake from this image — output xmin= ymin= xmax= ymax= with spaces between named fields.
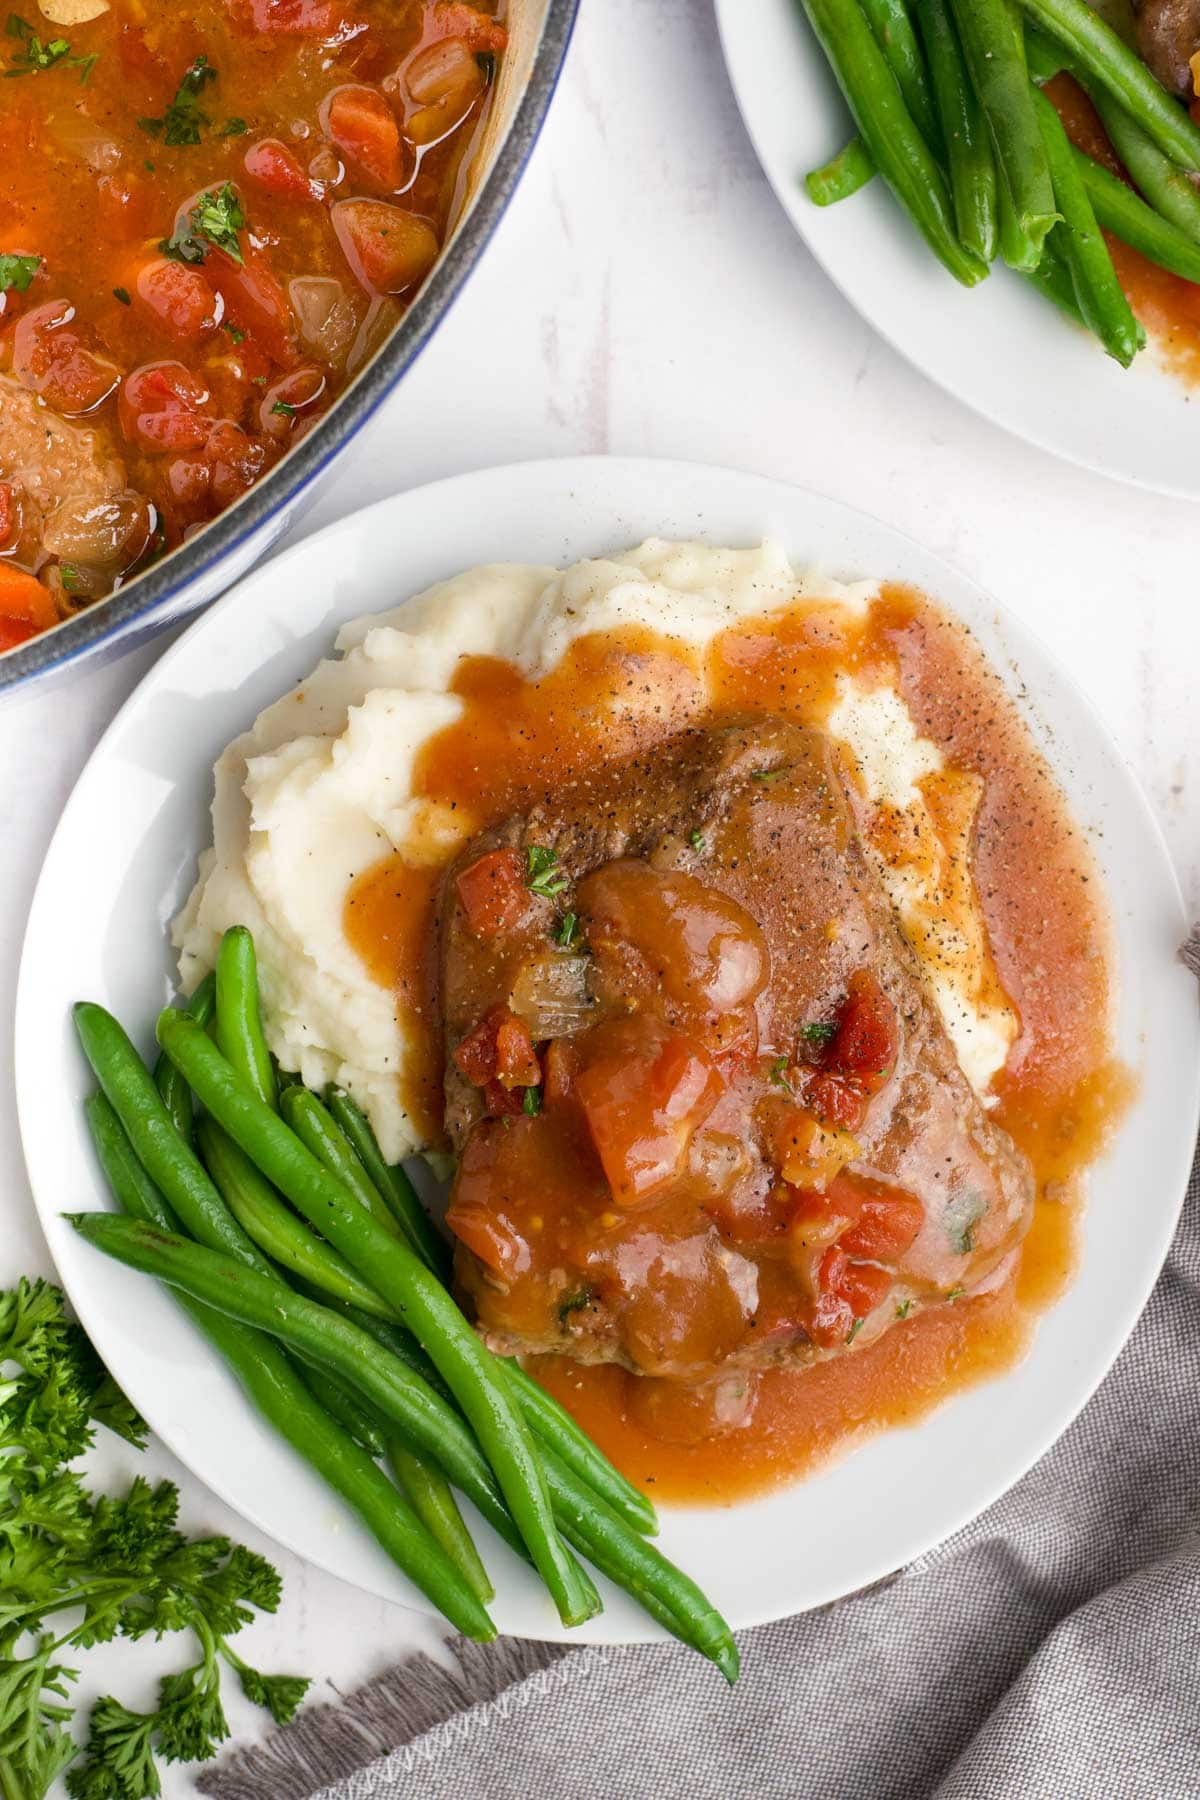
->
xmin=800 ymin=1020 xmax=837 ymax=1045
xmin=522 ymin=1086 xmax=541 ymax=1116
xmin=895 ymin=1298 xmax=912 ymax=1319
xmin=525 ymin=844 xmax=567 ymax=898
xmin=750 ymin=766 xmax=789 ymax=785
xmin=221 ymin=115 xmax=248 ymax=136
xmin=5 ymin=13 xmax=95 ymax=80
xmin=140 ymin=53 xmax=218 ymax=147
xmin=946 ymin=1286 xmax=966 ymax=1302
xmin=112 ymin=285 xmax=131 ymax=305
xmin=554 ymin=911 xmax=579 ymax=949
xmin=271 ymin=399 xmax=296 ymax=417
xmin=59 ymin=564 xmax=82 ymax=593
xmin=223 ymin=320 xmax=246 ymax=343
xmin=846 ymin=1316 xmax=864 ymax=1344
xmin=768 ymin=1055 xmax=793 ymax=1093
xmin=161 ymin=182 xmax=245 ymax=267
xmin=689 ymin=828 xmax=707 ymax=853
xmin=0 ymin=250 xmax=40 ymax=292
xmin=557 ymin=1288 xmax=592 ymax=1324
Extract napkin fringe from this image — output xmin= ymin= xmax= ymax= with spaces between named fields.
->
xmin=1182 ymin=922 xmax=1200 ymax=981
xmin=198 ymin=1635 xmax=568 ymax=1800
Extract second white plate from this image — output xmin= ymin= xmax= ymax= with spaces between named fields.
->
xmin=716 ymin=0 xmax=1200 ymax=498
xmin=16 ymin=457 xmax=1199 ymax=1643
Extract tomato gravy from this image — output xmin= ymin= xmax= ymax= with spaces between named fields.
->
xmin=345 ymin=581 xmax=1128 ymax=1504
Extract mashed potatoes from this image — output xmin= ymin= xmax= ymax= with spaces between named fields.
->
xmin=175 ymin=540 xmax=1017 ymax=1161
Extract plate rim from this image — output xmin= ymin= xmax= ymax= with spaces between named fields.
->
xmin=15 ymin=452 xmax=1200 ymax=1642
xmin=713 ymin=0 xmax=1200 ymax=503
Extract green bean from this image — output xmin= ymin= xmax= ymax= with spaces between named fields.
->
xmin=1032 ymin=83 xmax=1142 ymax=363
xmin=67 ymin=1211 xmax=535 ymax=1566
xmin=1015 ymin=0 xmax=1200 ymax=169
xmin=540 ymin=1447 xmax=738 ymax=1682
xmin=160 ymin=1011 xmax=598 ymax=1627
xmin=153 ymin=971 xmax=215 ymax=1141
xmin=797 ymin=0 xmax=987 ymax=285
xmin=1077 ymin=150 xmax=1200 ymax=280
xmin=312 ymin=1291 xmax=659 ymax=1540
xmin=303 ymin=1366 xmax=389 ymax=1457
xmin=279 ymin=1085 xmax=404 ymax=1241
xmin=387 ymin=1439 xmax=495 ymax=1606
xmin=918 ymin=0 xmax=998 ymax=263
xmin=69 ymin=1205 xmax=728 ymax=1669
xmin=1092 ymin=90 xmax=1200 ymax=244
xmin=501 ymin=1362 xmax=658 ymax=1538
xmin=75 ymin=1002 xmax=272 ymax=1276
xmin=196 ymin=1117 xmax=395 ymax=1319
xmin=949 ymin=0 xmax=1058 ymax=255
xmin=1021 ymin=226 xmax=1090 ymax=325
xmin=82 ymin=1095 xmax=495 ymax=1641
xmin=859 ymin=0 xmax=939 ymax=147
xmin=805 ymin=134 xmax=876 ymax=205
xmin=326 ymin=1088 xmax=450 ymax=1279
xmin=215 ymin=926 xmax=277 ymax=1110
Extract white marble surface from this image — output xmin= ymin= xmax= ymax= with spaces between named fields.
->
xmin=2 ymin=0 xmax=1198 ymax=1791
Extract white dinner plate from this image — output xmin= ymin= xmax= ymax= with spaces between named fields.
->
xmin=16 ymin=457 xmax=1199 ymax=1644
xmin=716 ymin=1 xmax=1200 ymax=498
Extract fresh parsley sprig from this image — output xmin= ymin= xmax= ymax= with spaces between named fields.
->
xmin=0 ymin=1277 xmax=308 ymax=1800
xmin=138 ymin=53 xmax=217 ymax=147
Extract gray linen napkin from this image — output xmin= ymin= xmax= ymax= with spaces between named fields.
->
xmin=203 ymin=942 xmax=1200 ymax=1800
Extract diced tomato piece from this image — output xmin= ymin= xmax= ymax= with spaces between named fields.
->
xmin=772 ymin=1102 xmax=860 ymax=1190
xmin=332 ymin=198 xmax=439 ymax=294
xmin=446 ymin=1136 xmax=530 ymax=1274
xmin=495 ymin=1014 xmax=539 ymax=1088
xmin=205 ymin=247 xmax=298 ymax=367
xmin=455 ymin=848 xmax=527 ymax=939
xmin=325 ymin=85 xmax=404 ymax=188
xmin=837 ymin=1185 xmax=924 ymax=1263
xmin=259 ymin=365 xmax=327 ymax=439
xmin=802 ymin=1071 xmax=866 ymax=1133
xmin=543 ymin=1038 xmax=578 ymax=1108
xmin=244 ymin=138 xmax=323 ymax=202
xmin=808 ymin=1249 xmax=854 ymax=1348
xmin=119 ymin=362 xmax=212 ymax=453
xmin=133 ymin=257 xmax=219 ymax=343
xmin=829 ymin=971 xmax=898 ymax=1089
xmin=11 ymin=301 xmax=119 ymax=416
xmin=837 ymin=1259 xmax=893 ymax=1318
xmin=424 ymin=2 xmax=508 ymax=53
xmin=0 ymin=616 xmax=37 ymax=653
xmin=576 ymin=1016 xmax=724 ymax=1204
xmin=454 ymin=1005 xmax=504 ymax=1085
xmin=0 ymin=484 xmax=15 ymax=549
xmin=484 ymin=1078 xmax=528 ymax=1118
xmin=0 ymin=564 xmax=56 ymax=647
xmin=807 ymin=1245 xmax=890 ymax=1345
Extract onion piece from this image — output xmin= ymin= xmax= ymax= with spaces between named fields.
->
xmin=287 ymin=276 xmax=358 ymax=368
xmin=508 ymin=955 xmax=594 ymax=1039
